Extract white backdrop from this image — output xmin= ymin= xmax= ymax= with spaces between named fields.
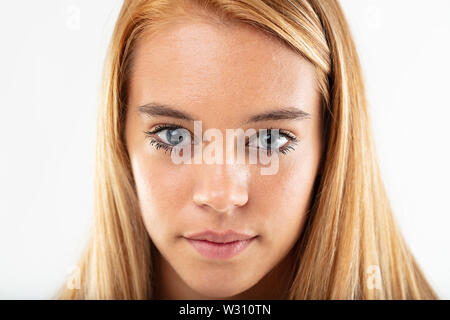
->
xmin=0 ymin=0 xmax=449 ymax=299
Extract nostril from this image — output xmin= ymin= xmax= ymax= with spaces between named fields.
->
xmin=192 ymin=167 xmax=249 ymax=212
xmin=192 ymin=189 xmax=248 ymax=213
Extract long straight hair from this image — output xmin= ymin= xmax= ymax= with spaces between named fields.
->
xmin=55 ymin=0 xmax=438 ymax=299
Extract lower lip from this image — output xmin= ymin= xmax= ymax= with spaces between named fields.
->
xmin=185 ymin=237 xmax=256 ymax=260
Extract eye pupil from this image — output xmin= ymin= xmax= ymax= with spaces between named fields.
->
xmin=261 ymin=133 xmax=271 ymax=148
xmin=167 ymin=129 xmax=185 ymax=145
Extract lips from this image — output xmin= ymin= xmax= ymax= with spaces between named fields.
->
xmin=183 ymin=229 xmax=257 ymax=243
xmin=183 ymin=230 xmax=258 ymax=259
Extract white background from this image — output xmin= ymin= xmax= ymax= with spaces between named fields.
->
xmin=0 ymin=0 xmax=449 ymax=299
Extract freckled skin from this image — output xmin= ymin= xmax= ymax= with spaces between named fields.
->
xmin=124 ymin=19 xmax=323 ymax=299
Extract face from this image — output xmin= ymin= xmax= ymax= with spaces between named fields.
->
xmin=124 ymin=18 xmax=323 ymax=299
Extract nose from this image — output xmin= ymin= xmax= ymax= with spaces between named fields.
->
xmin=192 ymin=163 xmax=249 ymax=214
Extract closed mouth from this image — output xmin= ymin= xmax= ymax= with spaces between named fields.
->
xmin=184 ymin=236 xmax=257 ymax=259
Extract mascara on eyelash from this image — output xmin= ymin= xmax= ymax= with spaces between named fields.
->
xmin=148 ymin=138 xmax=173 ymax=154
xmin=143 ymin=127 xmax=299 ymax=155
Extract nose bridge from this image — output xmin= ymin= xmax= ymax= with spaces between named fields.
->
xmin=192 ymin=162 xmax=249 ymax=213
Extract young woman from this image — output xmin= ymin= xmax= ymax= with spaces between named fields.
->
xmin=55 ymin=0 xmax=438 ymax=299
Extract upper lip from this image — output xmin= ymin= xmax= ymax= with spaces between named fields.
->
xmin=184 ymin=230 xmax=257 ymax=243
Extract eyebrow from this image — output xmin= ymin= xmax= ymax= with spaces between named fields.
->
xmin=243 ymin=106 xmax=311 ymax=124
xmin=137 ymin=103 xmax=311 ymax=124
xmin=138 ymin=103 xmax=195 ymax=121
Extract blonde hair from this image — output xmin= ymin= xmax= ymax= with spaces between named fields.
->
xmin=55 ymin=0 xmax=438 ymax=299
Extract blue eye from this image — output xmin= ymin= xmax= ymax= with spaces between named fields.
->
xmin=143 ymin=124 xmax=193 ymax=154
xmin=248 ymin=128 xmax=299 ymax=155
xmin=157 ymin=127 xmax=191 ymax=147
xmin=143 ymin=125 xmax=299 ymax=156
xmin=249 ymin=130 xmax=287 ymax=150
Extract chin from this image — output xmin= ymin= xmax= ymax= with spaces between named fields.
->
xmin=189 ymin=282 xmax=247 ymax=299
xmin=183 ymin=270 xmax=257 ymax=299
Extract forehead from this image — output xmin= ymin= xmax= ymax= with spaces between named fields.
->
xmin=127 ymin=19 xmax=319 ymax=124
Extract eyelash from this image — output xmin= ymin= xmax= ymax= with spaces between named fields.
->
xmin=143 ymin=124 xmax=300 ymax=156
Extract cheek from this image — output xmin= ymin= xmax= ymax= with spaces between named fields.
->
xmin=130 ymin=153 xmax=190 ymax=241
xmin=253 ymin=150 xmax=320 ymax=245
